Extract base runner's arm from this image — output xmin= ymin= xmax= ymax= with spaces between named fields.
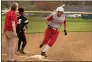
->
xmin=45 ymin=19 xmax=51 ymax=25
xmin=64 ymin=19 xmax=66 ymax=30
xmin=64 ymin=17 xmax=67 ymax=35
xmin=45 ymin=15 xmax=53 ymax=25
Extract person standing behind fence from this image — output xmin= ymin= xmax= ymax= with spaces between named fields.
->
xmin=4 ymin=2 xmax=18 ymax=61
xmin=16 ymin=8 xmax=29 ymax=54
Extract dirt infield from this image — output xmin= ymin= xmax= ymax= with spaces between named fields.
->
xmin=2 ymin=32 xmax=92 ymax=61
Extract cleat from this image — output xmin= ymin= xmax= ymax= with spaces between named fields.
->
xmin=7 ymin=60 xmax=11 ymax=62
xmin=39 ymin=44 xmax=44 ymax=48
xmin=17 ymin=49 xmax=20 ymax=52
xmin=20 ymin=50 xmax=26 ymax=54
xmin=41 ymin=52 xmax=47 ymax=57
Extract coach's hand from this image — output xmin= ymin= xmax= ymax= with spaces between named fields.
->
xmin=14 ymin=32 xmax=17 ymax=38
xmin=64 ymin=30 xmax=67 ymax=35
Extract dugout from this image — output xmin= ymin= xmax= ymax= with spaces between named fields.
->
xmin=81 ymin=14 xmax=92 ymax=19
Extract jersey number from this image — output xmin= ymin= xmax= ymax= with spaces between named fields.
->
xmin=17 ymin=19 xmax=22 ymax=24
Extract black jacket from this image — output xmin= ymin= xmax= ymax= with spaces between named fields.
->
xmin=16 ymin=16 xmax=28 ymax=33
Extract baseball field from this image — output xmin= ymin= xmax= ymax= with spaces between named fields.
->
xmin=2 ymin=15 xmax=92 ymax=61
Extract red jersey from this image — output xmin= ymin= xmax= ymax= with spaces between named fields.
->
xmin=4 ymin=10 xmax=17 ymax=32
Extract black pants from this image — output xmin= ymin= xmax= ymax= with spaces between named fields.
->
xmin=17 ymin=31 xmax=26 ymax=51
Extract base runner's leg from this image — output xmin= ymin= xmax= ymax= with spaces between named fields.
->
xmin=41 ymin=30 xmax=59 ymax=57
xmin=48 ymin=30 xmax=59 ymax=47
xmin=40 ymin=28 xmax=52 ymax=48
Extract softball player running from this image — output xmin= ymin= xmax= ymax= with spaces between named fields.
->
xmin=39 ymin=6 xmax=67 ymax=57
xmin=16 ymin=8 xmax=29 ymax=54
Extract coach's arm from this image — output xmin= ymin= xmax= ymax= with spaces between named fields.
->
xmin=12 ymin=21 xmax=17 ymax=36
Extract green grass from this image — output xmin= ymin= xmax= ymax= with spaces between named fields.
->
xmin=62 ymin=22 xmax=92 ymax=32
xmin=1 ymin=16 xmax=92 ymax=33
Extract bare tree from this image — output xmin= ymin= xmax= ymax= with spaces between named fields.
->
xmin=34 ymin=1 xmax=62 ymax=11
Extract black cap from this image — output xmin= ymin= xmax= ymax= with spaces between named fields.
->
xmin=18 ymin=8 xmax=24 ymax=13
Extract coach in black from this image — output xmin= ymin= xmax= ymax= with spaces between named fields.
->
xmin=16 ymin=8 xmax=29 ymax=54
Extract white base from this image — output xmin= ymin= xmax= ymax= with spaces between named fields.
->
xmin=26 ymin=55 xmax=45 ymax=59
xmin=2 ymin=54 xmax=54 ymax=61
xmin=25 ymin=55 xmax=53 ymax=61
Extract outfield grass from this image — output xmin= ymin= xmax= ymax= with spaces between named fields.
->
xmin=1 ymin=16 xmax=92 ymax=33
